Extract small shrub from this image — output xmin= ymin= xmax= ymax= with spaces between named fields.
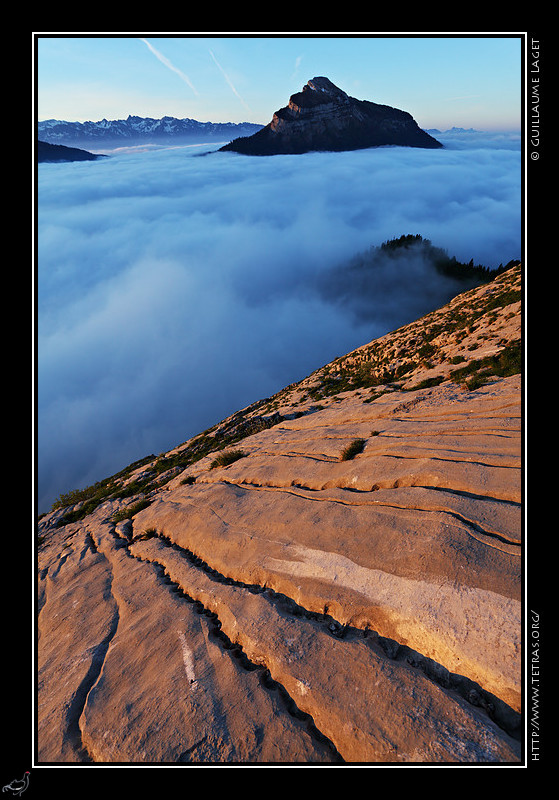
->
xmin=133 ymin=527 xmax=158 ymax=542
xmin=340 ymin=438 xmax=366 ymax=461
xmin=210 ymin=449 xmax=247 ymax=470
xmin=363 ymin=391 xmax=387 ymax=404
xmin=409 ymin=375 xmax=445 ymax=390
xmin=450 ymin=339 xmax=522 ymax=389
xmin=418 ymin=342 xmax=436 ymax=359
xmin=112 ymin=498 xmax=151 ymax=522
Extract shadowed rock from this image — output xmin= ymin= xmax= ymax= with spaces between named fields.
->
xmin=220 ymin=76 xmax=442 ymax=155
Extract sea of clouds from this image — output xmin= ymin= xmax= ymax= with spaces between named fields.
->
xmin=36 ymin=130 xmax=521 ymax=512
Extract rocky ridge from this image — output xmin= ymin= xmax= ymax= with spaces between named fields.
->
xmin=37 ymin=264 xmax=522 ymax=764
xmin=37 ymin=140 xmax=107 ymax=163
xmin=219 ymin=77 xmax=442 ymax=155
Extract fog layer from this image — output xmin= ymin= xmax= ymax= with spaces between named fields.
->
xmin=37 ymin=131 xmax=521 ymax=512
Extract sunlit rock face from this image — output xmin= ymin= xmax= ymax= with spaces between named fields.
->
xmin=220 ymin=76 xmax=443 ymax=155
xmin=37 ymin=265 xmax=523 ymax=764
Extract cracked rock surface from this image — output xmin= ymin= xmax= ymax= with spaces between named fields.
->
xmin=37 ymin=265 xmax=522 ymax=764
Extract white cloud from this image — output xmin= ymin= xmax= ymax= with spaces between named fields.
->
xmin=36 ymin=133 xmax=521 ymax=511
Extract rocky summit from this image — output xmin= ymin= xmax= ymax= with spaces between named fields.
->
xmin=219 ymin=76 xmax=442 ymax=155
xmin=37 ymin=263 xmax=522 ymax=764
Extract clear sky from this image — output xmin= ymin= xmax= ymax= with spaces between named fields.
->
xmin=35 ymin=33 xmax=524 ymax=131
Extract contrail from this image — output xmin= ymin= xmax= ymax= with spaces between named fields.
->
xmin=140 ymin=38 xmax=198 ymax=95
xmin=291 ymin=55 xmax=303 ymax=80
xmin=209 ymin=49 xmax=251 ymax=112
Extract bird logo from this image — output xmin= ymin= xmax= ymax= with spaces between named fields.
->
xmin=2 ymin=773 xmax=30 ymax=797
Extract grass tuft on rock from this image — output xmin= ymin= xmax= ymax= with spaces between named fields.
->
xmin=210 ymin=449 xmax=247 ymax=470
xmin=340 ymin=438 xmax=367 ymax=461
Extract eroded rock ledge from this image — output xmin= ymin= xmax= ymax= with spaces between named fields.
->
xmin=37 ymin=265 xmax=522 ymax=764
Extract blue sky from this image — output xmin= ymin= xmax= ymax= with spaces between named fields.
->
xmin=35 ymin=34 xmax=524 ymax=131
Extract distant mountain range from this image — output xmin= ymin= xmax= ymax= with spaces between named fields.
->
xmin=37 ymin=116 xmax=264 ymax=149
xmin=425 ymin=127 xmax=480 ymax=135
xmin=37 ymin=109 xmax=477 ymax=158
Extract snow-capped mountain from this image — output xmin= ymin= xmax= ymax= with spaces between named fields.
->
xmin=37 ymin=115 xmax=264 ymax=149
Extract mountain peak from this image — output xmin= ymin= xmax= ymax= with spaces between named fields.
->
xmin=220 ymin=76 xmax=442 ymax=155
xmin=307 ymin=76 xmax=340 ymax=89
xmin=301 ymin=76 xmax=349 ymax=99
